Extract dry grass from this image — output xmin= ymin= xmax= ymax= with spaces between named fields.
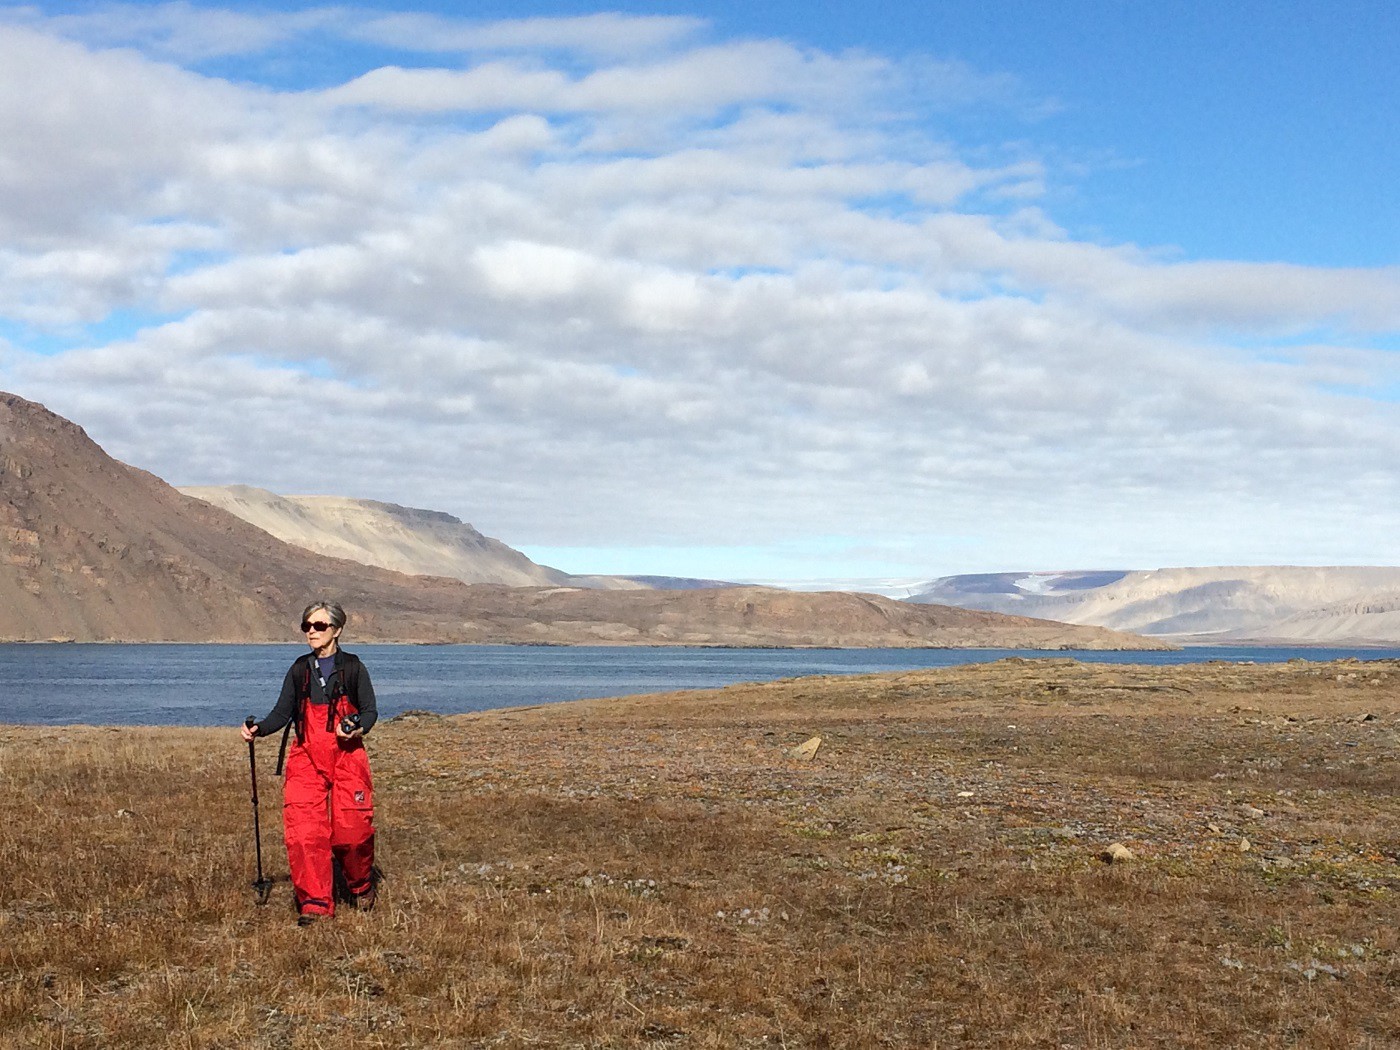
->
xmin=4 ymin=657 xmax=1400 ymax=1047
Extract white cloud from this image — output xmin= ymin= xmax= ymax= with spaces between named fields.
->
xmin=4 ymin=4 xmax=711 ymax=67
xmin=473 ymin=240 xmax=598 ymax=300
xmin=0 ymin=1 xmax=328 ymax=60
xmin=319 ymin=61 xmax=566 ymax=113
xmin=0 ymin=26 xmax=236 ymax=238
xmin=346 ymin=12 xmax=707 ymax=58
xmin=3 ymin=6 xmax=1400 ymax=577
xmin=316 ymin=40 xmax=894 ymax=117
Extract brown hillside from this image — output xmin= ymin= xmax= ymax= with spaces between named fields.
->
xmin=0 ymin=392 xmax=1167 ymax=648
xmin=443 ymin=583 xmax=1172 ymax=649
xmin=0 ymin=391 xmax=470 ymax=641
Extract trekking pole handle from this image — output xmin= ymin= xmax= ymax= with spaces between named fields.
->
xmin=245 ymin=715 xmax=257 ymax=730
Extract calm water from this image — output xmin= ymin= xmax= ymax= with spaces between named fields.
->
xmin=2 ymin=643 xmax=1399 ymax=727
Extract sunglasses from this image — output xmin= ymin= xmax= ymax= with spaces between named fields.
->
xmin=300 ymin=620 xmax=335 ymax=633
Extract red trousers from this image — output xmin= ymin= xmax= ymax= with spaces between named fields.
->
xmin=282 ymin=699 xmax=375 ymax=916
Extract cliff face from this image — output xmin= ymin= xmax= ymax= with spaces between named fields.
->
xmin=0 ymin=392 xmax=1167 ymax=648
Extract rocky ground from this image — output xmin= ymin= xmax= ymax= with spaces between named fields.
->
xmin=3 ymin=657 xmax=1399 ymax=1047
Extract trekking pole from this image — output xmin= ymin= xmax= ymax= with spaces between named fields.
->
xmin=245 ymin=716 xmax=274 ymax=904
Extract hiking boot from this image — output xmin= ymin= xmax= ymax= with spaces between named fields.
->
xmin=354 ymin=884 xmax=377 ymax=912
xmin=297 ymin=912 xmax=326 ymax=927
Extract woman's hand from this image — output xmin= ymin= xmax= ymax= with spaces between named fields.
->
xmin=240 ymin=721 xmax=258 ymax=743
xmin=335 ymin=723 xmax=364 ymax=742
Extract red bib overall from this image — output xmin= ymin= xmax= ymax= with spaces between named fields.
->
xmin=282 ymin=691 xmax=375 ymax=917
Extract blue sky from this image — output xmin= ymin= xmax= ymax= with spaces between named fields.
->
xmin=2 ymin=1 xmax=1399 ymax=587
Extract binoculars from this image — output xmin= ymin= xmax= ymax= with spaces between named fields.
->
xmin=340 ymin=712 xmax=361 ymax=735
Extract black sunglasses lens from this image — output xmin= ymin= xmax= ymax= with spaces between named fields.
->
xmin=301 ymin=621 xmax=333 ymax=632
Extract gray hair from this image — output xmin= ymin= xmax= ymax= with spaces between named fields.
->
xmin=302 ymin=600 xmax=347 ymax=630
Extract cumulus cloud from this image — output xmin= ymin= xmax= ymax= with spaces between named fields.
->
xmin=3 ymin=5 xmax=1400 ymax=577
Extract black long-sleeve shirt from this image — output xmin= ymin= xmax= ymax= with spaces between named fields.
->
xmin=255 ymin=649 xmax=378 ymax=738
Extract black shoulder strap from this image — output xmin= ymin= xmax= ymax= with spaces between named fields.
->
xmin=344 ymin=653 xmax=362 ymax=708
xmin=275 ymin=721 xmax=292 ymax=776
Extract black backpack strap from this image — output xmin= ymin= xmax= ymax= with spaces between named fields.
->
xmin=275 ymin=721 xmax=292 ymax=776
xmin=343 ymin=654 xmax=362 ymax=710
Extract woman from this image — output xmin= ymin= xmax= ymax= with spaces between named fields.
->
xmin=240 ymin=600 xmax=378 ymax=925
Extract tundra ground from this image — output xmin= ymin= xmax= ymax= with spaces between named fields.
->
xmin=3 ymin=657 xmax=1400 ymax=1047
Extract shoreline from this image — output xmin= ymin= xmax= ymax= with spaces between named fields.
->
xmin=7 ymin=652 xmax=1400 ymax=732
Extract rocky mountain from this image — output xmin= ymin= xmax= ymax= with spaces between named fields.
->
xmin=177 ymin=487 xmax=731 ymax=593
xmin=908 ymin=567 xmax=1400 ymax=644
xmin=0 ymin=391 xmax=1166 ymax=648
xmin=178 ymin=485 xmax=630 ymax=589
xmin=0 ymin=392 xmax=477 ymax=642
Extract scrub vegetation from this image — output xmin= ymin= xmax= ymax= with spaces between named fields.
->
xmin=4 ymin=657 xmax=1400 ymax=1047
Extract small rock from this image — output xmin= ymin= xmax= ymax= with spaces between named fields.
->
xmin=789 ymin=736 xmax=821 ymax=761
xmin=1239 ymin=804 xmax=1265 ymax=819
xmin=1206 ymin=822 xmax=1222 ymax=834
xmin=1100 ymin=843 xmax=1135 ymax=864
xmin=1288 ymin=959 xmax=1343 ymax=981
xmin=956 ymin=790 xmax=975 ymax=798
xmin=1239 ymin=837 xmax=1251 ymax=852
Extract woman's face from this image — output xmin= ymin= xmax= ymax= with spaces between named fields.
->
xmin=302 ymin=608 xmax=342 ymax=653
